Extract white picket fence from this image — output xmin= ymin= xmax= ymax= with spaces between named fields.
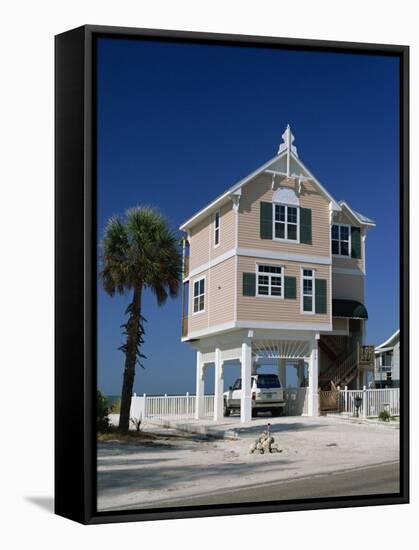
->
xmin=130 ymin=393 xmax=214 ymax=420
xmin=130 ymin=388 xmax=308 ymax=421
xmin=338 ymin=387 xmax=400 ymax=418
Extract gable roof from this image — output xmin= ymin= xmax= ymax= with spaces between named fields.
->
xmin=180 ymin=125 xmax=343 ymax=232
xmin=375 ymin=329 xmax=400 ymax=351
xmin=339 ymin=201 xmax=376 ymax=227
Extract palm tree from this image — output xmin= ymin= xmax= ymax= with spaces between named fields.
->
xmin=100 ymin=206 xmax=182 ymax=433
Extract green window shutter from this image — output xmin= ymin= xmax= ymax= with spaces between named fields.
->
xmin=300 ymin=208 xmax=312 ymax=244
xmin=243 ymin=272 xmax=256 ymax=296
xmin=315 ymin=279 xmax=327 ymax=314
xmin=284 ymin=276 xmax=297 ymax=299
xmin=351 ymin=226 xmax=361 ymax=259
xmin=260 ymin=202 xmax=273 ymax=239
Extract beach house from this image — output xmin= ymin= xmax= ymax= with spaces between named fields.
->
xmin=180 ymin=126 xmax=376 ymax=422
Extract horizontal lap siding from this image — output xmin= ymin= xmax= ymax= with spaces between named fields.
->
xmin=238 ymin=173 xmax=330 ymax=256
xmin=237 ymin=256 xmax=331 ymax=325
xmin=189 ymin=217 xmax=210 ymax=271
xmin=188 ymin=202 xmax=235 ymax=271
xmin=208 ymin=257 xmax=235 ymax=326
xmin=188 ymin=257 xmax=236 ymax=333
xmin=332 ymin=273 xmax=365 ymax=303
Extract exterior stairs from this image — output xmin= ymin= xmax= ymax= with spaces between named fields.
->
xmin=318 ymin=343 xmax=375 ymax=413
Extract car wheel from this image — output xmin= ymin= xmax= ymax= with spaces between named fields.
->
xmin=223 ymin=402 xmax=230 ymax=417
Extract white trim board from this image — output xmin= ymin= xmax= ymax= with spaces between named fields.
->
xmin=236 ymin=320 xmax=332 ymax=332
xmin=183 ymin=320 xmax=333 ymax=341
xmin=182 ymin=321 xmax=237 ymax=341
xmin=186 ymin=248 xmax=236 ymax=279
xmin=237 ymin=247 xmax=331 ymax=265
xmin=186 ymin=246 xmax=332 ymax=281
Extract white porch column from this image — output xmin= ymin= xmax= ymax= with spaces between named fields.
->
xmin=241 ymin=339 xmax=252 ymax=423
xmin=307 ymin=335 xmax=319 ymax=416
xmin=278 ymin=358 xmax=286 ymax=388
xmin=214 ymin=347 xmax=224 ymax=421
xmin=195 ymin=351 xmax=204 ymax=419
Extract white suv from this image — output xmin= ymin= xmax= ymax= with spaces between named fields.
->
xmin=223 ymin=373 xmax=285 ymax=417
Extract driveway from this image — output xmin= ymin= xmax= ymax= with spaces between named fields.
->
xmin=97 ymin=416 xmax=399 ymax=511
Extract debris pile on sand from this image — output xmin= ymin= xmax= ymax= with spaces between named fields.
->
xmin=249 ymin=424 xmax=281 ymax=454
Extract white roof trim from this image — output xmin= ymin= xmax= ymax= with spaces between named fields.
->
xmin=179 ymin=152 xmax=286 ymax=231
xmin=375 ymin=329 xmax=400 ymax=350
xmin=180 ymin=148 xmax=343 ymax=231
xmin=339 ymin=200 xmax=376 ymax=227
xmin=288 ymin=151 xmax=340 ymax=211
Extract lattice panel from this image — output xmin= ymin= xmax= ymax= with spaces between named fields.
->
xmin=253 ymin=339 xmax=310 ymax=359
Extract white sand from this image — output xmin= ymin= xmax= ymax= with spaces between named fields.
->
xmin=97 ymin=416 xmax=399 ymax=511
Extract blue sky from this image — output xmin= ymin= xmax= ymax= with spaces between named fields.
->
xmin=96 ymin=37 xmax=400 ymax=396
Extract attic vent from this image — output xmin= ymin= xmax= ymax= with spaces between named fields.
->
xmin=272 ymin=186 xmax=300 ymax=206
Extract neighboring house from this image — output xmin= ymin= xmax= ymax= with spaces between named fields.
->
xmin=180 ymin=125 xmax=376 ymax=422
xmin=374 ymin=330 xmax=400 ymax=388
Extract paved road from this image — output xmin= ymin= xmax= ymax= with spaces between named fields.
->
xmin=136 ymin=462 xmax=399 ymax=509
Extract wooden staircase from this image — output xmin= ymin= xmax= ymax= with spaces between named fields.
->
xmin=318 ymin=342 xmax=375 ymax=412
xmin=319 ymin=349 xmax=357 ymax=390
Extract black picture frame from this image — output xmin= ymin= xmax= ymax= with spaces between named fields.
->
xmin=55 ymin=24 xmax=409 ymax=525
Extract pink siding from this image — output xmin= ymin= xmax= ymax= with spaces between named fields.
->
xmin=237 ymin=256 xmax=331 ymax=325
xmin=188 ymin=201 xmax=235 ymax=272
xmin=187 ymin=256 xmax=236 ymax=334
xmin=238 ymin=173 xmax=331 ymax=257
xmin=188 ymin=217 xmax=210 ymax=272
xmin=208 ymin=257 xmax=236 ymax=326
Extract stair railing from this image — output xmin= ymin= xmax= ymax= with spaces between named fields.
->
xmin=331 ymin=348 xmax=358 ymax=387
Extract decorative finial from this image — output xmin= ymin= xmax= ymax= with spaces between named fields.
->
xmin=278 ymin=124 xmax=298 ymax=157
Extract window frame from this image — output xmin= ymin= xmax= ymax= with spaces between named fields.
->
xmin=192 ymin=275 xmax=206 ymax=315
xmin=300 ymin=267 xmax=315 ymax=314
xmin=273 ymin=203 xmax=300 ymax=243
xmin=214 ymin=209 xmax=220 ymax=248
xmin=255 ymin=263 xmax=284 ymax=299
xmin=331 ymin=223 xmax=351 ymax=258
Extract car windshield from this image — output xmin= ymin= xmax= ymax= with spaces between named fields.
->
xmin=232 ymin=379 xmax=241 ymax=390
xmin=256 ymin=375 xmax=281 ymax=388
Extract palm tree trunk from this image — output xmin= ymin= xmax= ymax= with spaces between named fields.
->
xmin=119 ymin=285 xmax=142 ymax=433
